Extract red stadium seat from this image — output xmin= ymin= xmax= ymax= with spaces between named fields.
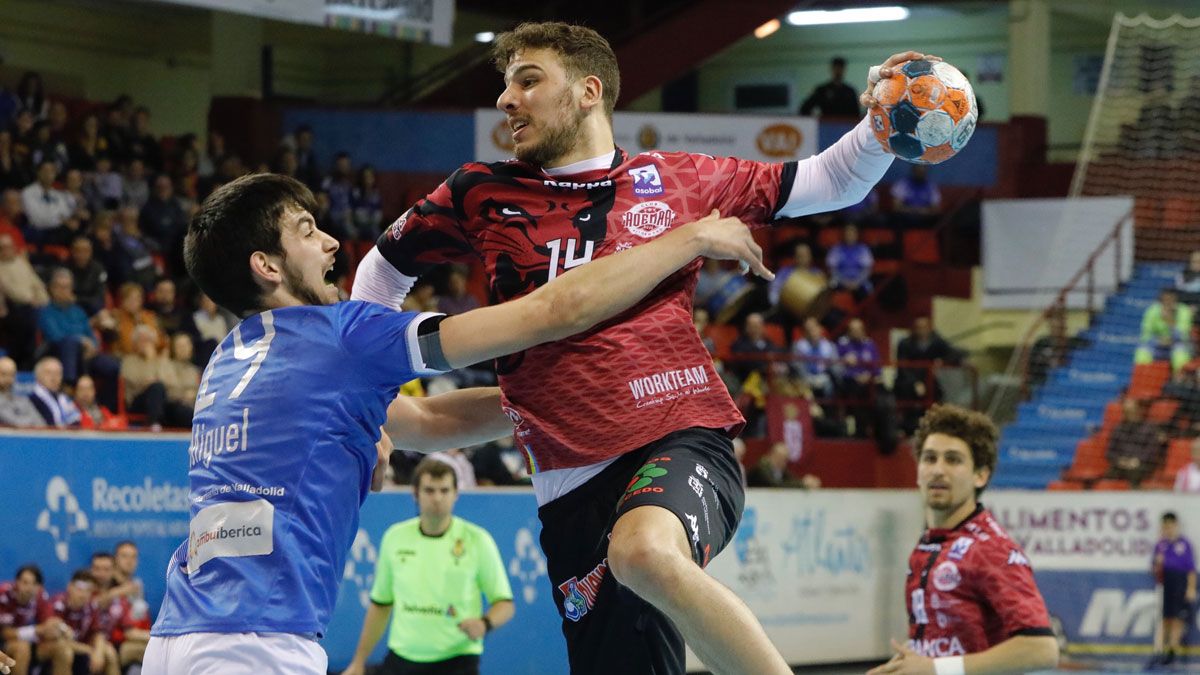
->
xmin=1062 ymin=435 xmax=1108 ymax=483
xmin=817 ymin=227 xmax=841 ymax=252
xmin=707 ymin=324 xmax=738 ymax=362
xmin=902 ymin=230 xmax=940 ymax=264
xmin=1101 ymin=400 xmax=1123 ymax=432
xmin=861 ymin=228 xmax=896 ymax=248
xmin=1129 ymin=363 xmax=1170 ymax=399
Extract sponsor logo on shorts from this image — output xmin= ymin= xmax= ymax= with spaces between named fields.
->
xmin=628 ymin=165 xmax=664 ymax=197
xmin=621 ymin=201 xmax=674 ymax=238
xmin=695 ymin=464 xmax=709 ymax=480
xmin=947 ymin=537 xmax=974 ymax=561
xmin=622 ymin=458 xmax=669 ymax=503
xmin=932 ymin=561 xmax=961 ymax=592
xmin=187 ymin=499 xmax=274 ymax=573
xmin=685 ymin=512 xmax=700 ymax=545
xmin=688 ymin=475 xmax=704 ymax=499
xmin=559 ymin=558 xmax=608 ymax=622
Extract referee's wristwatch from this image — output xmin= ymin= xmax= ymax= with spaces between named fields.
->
xmin=482 ymin=616 xmax=493 ymax=634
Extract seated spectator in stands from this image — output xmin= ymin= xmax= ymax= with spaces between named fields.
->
xmin=127 ymin=107 xmax=161 ymax=172
xmin=799 ymin=57 xmax=860 ymax=118
xmin=1028 ymin=306 xmax=1086 ymax=387
xmin=37 ymin=569 xmax=120 ymax=675
xmin=88 ymin=155 xmax=123 ymax=212
xmin=187 ymin=292 xmax=234 ymax=365
xmin=1136 ymin=288 xmax=1194 ymax=372
xmin=895 ymin=317 xmax=962 ymax=431
xmin=826 ymin=223 xmax=873 ymax=301
xmin=730 ymin=312 xmax=782 ymax=383
xmin=120 ymin=325 xmax=191 ymax=430
xmin=321 ymin=151 xmax=355 ymax=234
xmin=768 ymin=242 xmax=822 ymax=306
xmin=0 ymin=129 xmax=32 ymax=192
xmin=838 ymin=318 xmax=883 ymax=435
xmin=1174 ymin=436 xmax=1200 ymax=493
xmin=150 ymin=278 xmax=187 ymax=335
xmin=1175 ymin=249 xmax=1200 ymax=306
xmin=74 ymin=374 xmax=125 ymax=430
xmin=352 ymin=164 xmax=384 ymax=240
xmin=37 ymin=268 xmax=115 ymax=387
xmin=1105 ymin=397 xmax=1167 ymax=487
xmin=0 ymin=563 xmax=51 ymax=675
xmin=693 ymin=307 xmax=717 ymax=356
xmin=67 ymin=236 xmax=108 ymax=316
xmin=15 ymin=72 xmax=48 ymax=121
xmin=28 ymin=356 xmax=81 ymax=428
xmin=115 ymin=206 xmax=158 ymax=289
xmin=61 ymin=168 xmax=92 ymax=228
xmin=890 ymin=164 xmax=942 ymax=229
xmin=165 ymin=333 xmax=199 ymax=418
xmin=140 ymin=174 xmax=187 ymax=255
xmin=109 ymin=282 xmax=166 ymax=357
xmin=0 ymin=190 xmax=28 ymax=251
xmin=102 ymin=101 xmax=132 ymax=165
xmin=747 ymin=442 xmax=821 ymax=488
xmin=121 ymin=158 xmax=149 ymax=210
xmin=437 ymin=266 xmax=480 ymax=316
xmin=0 ymin=232 xmax=48 ymax=367
xmin=0 ymin=356 xmax=43 ymax=428
xmin=20 ymin=159 xmax=72 ymax=245
xmin=69 ymin=113 xmax=106 ymax=173
xmin=1165 ymin=365 xmax=1200 ymax=437
xmin=792 ymin=316 xmax=838 ymax=398
xmin=90 ymin=211 xmax=131 ymax=289
xmin=28 ymin=120 xmax=68 ymax=176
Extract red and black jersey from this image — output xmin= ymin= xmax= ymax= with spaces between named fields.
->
xmin=375 ymin=149 xmax=796 ymax=472
xmin=904 ymin=505 xmax=1053 ymax=657
xmin=0 ymin=581 xmax=47 ymax=629
xmin=39 ymin=592 xmax=99 ymax=643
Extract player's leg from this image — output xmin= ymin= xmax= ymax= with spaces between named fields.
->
xmin=119 ymin=637 xmax=147 ymax=668
xmin=2 ymin=639 xmax=30 ymax=675
xmin=606 ymin=429 xmax=790 ymax=675
xmin=34 ymin=638 xmax=71 ymax=675
xmin=101 ymin=641 xmax=120 ymax=675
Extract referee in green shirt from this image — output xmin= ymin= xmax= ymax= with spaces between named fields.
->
xmin=344 ymin=458 xmax=515 ymax=675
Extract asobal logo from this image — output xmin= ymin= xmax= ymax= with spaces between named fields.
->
xmin=508 ymin=524 xmax=547 ymax=604
xmin=37 ymin=477 xmax=90 ymax=563
xmin=343 ymin=529 xmax=378 ymax=609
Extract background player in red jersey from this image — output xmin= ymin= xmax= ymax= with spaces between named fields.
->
xmin=869 ymin=405 xmax=1059 ymax=675
xmin=352 ymin=21 xmax=921 ymax=675
xmin=0 ymin=565 xmax=48 ymax=675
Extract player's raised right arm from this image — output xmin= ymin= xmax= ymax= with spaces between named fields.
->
xmin=436 ymin=211 xmax=772 ymax=370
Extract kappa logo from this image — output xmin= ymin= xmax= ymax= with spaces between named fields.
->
xmin=508 ymin=525 xmax=547 ymax=604
xmin=1006 ymin=549 xmax=1030 ymax=567
xmin=947 ymin=537 xmax=974 ymax=561
xmin=343 ymin=528 xmax=378 ymax=609
xmin=502 ymin=407 xmax=524 ymax=426
xmin=37 ymin=477 xmax=89 ymax=563
xmin=621 ymin=201 xmax=675 ymax=239
xmin=685 ymin=513 xmax=700 ymax=545
xmin=559 ymin=559 xmax=608 ymax=622
xmin=628 ymin=165 xmax=664 ymax=197
xmin=932 ymin=561 xmax=961 ymax=592
xmin=388 ymin=213 xmax=409 ymax=240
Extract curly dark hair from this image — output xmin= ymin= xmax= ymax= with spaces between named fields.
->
xmin=912 ymin=404 xmax=999 ymax=498
xmin=492 ymin=22 xmax=620 ymax=118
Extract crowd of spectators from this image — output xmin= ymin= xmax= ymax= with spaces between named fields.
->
xmin=0 ymin=540 xmax=150 ymax=675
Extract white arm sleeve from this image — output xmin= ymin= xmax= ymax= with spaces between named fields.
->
xmin=776 ymin=116 xmax=894 ymax=219
xmin=350 ymin=247 xmax=418 ymax=311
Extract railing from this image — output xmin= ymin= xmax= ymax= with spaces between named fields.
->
xmin=1011 ymin=208 xmax=1134 ymax=399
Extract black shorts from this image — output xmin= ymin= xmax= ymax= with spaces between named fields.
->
xmin=1163 ymin=570 xmax=1195 ymax=620
xmin=380 ymin=651 xmax=480 ymax=675
xmin=537 ymin=427 xmax=745 ymax=675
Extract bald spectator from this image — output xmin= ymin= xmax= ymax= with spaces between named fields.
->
xmin=20 ymin=159 xmax=72 ymax=244
xmin=67 ymin=236 xmax=108 ymax=315
xmin=28 ymin=356 xmax=80 ymax=428
xmin=120 ymin=325 xmax=191 ymax=430
xmin=0 ymin=232 xmax=48 ymax=367
xmin=74 ymin=374 xmax=125 ymax=431
xmin=0 ymin=356 xmax=43 ymax=427
xmin=108 ymin=283 xmax=165 ymax=357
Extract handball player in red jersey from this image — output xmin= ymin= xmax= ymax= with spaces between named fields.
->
xmin=869 ymin=405 xmax=1059 ymax=675
xmin=353 ymin=21 xmax=922 ymax=674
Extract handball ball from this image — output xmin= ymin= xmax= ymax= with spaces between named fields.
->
xmin=869 ymin=59 xmax=977 ymax=164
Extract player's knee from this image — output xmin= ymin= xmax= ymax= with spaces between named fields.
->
xmin=608 ymin=529 xmax=686 ymax=592
xmin=53 ymin=642 xmax=72 ymax=665
xmin=8 ymin=639 xmax=31 ymax=662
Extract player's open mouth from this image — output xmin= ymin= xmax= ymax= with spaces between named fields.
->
xmin=510 ymin=118 xmax=530 ymax=141
xmin=323 ymin=262 xmax=335 ymax=285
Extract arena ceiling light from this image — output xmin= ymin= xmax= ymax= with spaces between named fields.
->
xmin=786 ymin=6 xmax=910 ymax=26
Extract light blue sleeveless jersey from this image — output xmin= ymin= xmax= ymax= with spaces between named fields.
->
xmin=151 ymin=302 xmax=441 ymax=637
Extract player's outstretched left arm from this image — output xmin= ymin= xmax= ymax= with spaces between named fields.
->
xmin=867 ymin=635 xmax=1059 ymax=675
xmin=436 ymin=210 xmax=770 ymax=370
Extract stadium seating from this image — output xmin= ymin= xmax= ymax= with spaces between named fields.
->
xmin=993 ymin=262 xmax=1183 ymax=489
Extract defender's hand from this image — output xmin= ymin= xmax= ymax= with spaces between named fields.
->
xmin=684 ymin=210 xmax=773 ymax=280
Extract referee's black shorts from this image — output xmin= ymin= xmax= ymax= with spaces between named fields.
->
xmin=537 ymin=426 xmax=745 ymax=675
xmin=1162 ymin=570 xmax=1194 ymax=620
